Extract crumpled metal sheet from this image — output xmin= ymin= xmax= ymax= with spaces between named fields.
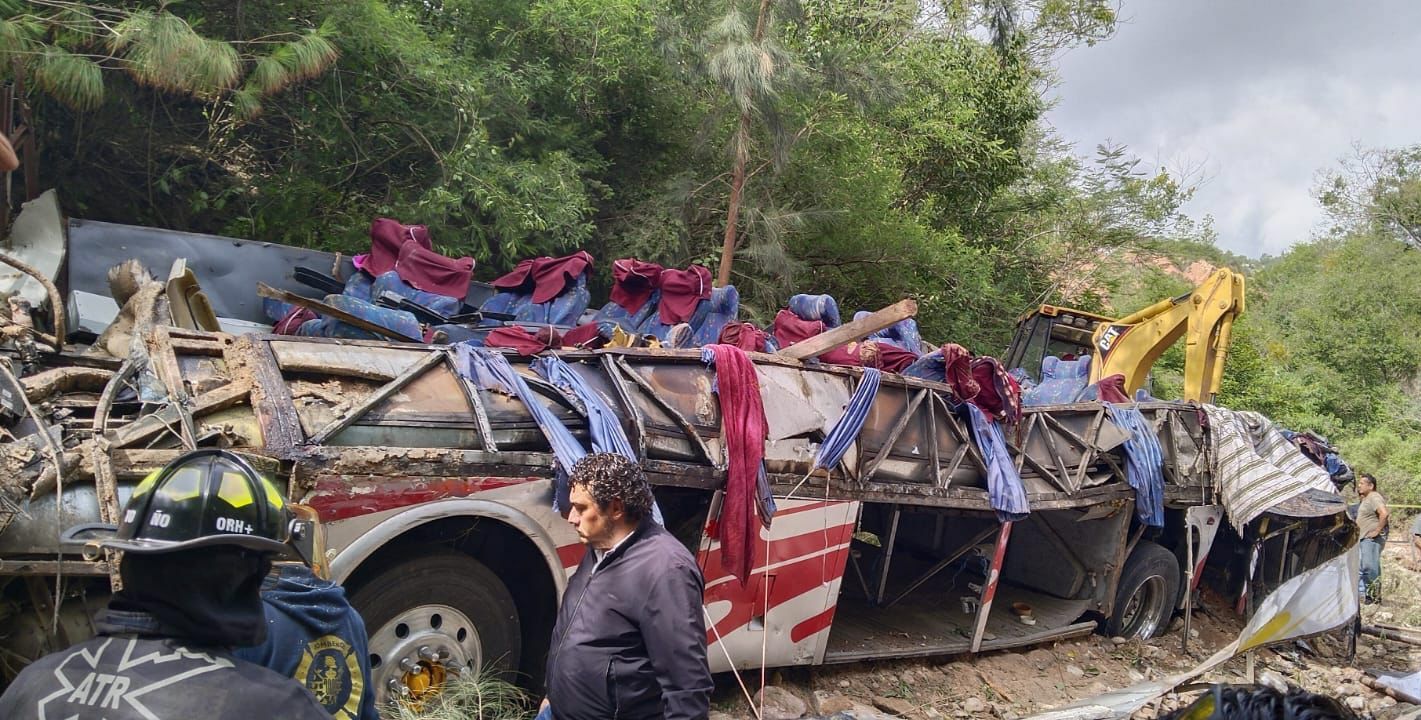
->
xmin=1028 ymin=544 xmax=1360 ymax=719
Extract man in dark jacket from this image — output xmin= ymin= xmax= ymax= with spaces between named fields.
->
xmin=542 ymin=453 xmax=712 ymax=720
xmin=234 ymin=563 xmax=379 ymax=720
xmin=0 ymin=449 xmax=330 ymax=720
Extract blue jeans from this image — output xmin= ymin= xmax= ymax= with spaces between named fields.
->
xmin=535 ymin=705 xmax=553 ymax=720
xmin=1360 ymin=537 xmax=1383 ymax=599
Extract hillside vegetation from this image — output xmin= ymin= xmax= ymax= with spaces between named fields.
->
xmin=6 ymin=3 xmax=1421 ymax=498
xmin=1118 ymin=149 xmax=1421 ymax=503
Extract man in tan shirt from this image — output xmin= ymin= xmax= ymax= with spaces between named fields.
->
xmin=1357 ymin=474 xmax=1389 ymax=603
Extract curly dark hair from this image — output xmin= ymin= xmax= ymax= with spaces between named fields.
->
xmin=569 ymin=453 xmax=653 ymax=521
xmin=1163 ymin=685 xmax=1355 ymax=720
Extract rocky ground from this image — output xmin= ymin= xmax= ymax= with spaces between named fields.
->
xmin=707 ymin=541 xmax=1421 ymax=719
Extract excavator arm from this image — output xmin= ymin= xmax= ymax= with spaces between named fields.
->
xmin=1090 ymin=268 xmax=1245 ymax=401
xmin=1005 ymin=268 xmax=1246 ymax=402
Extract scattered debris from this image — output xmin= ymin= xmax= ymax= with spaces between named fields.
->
xmin=709 ymin=543 xmax=1421 ymax=720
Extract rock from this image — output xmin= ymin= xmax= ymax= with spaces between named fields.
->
xmin=1028 ymin=648 xmax=1055 ymax=670
xmin=1127 ymin=669 xmax=1146 ymax=683
xmin=1065 ymin=664 xmax=1086 ymax=678
xmin=759 ymin=685 xmax=808 ymax=720
xmin=1346 ymin=696 xmax=1366 ymax=712
xmin=1378 ymin=611 xmax=1395 ymax=623
xmin=1374 ymin=698 xmax=1398 ymax=711
xmin=873 ymin=695 xmax=916 ymax=717
xmin=1088 ymin=682 xmax=1109 ymax=695
xmin=1111 ymin=636 xmax=1129 ymax=646
xmin=1378 ymin=703 xmax=1421 ymax=720
xmin=1258 ymin=670 xmax=1288 ymax=693
xmin=848 ymin=703 xmax=895 ymax=720
xmin=816 ymin=693 xmax=857 ymax=715
xmin=1188 ymin=629 xmax=1200 ymax=639
xmin=962 ymin=697 xmax=988 ymax=714
xmin=839 ymin=679 xmax=852 ymax=689
xmin=925 ymin=707 xmax=945 ymax=720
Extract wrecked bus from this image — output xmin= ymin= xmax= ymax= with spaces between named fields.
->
xmin=0 ymin=207 xmax=1354 ymax=704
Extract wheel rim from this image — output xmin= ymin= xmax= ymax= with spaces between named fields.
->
xmin=368 ymin=604 xmax=482 ymax=706
xmin=1120 ymin=574 xmax=1168 ymax=639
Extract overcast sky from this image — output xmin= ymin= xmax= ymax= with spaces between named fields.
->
xmin=1046 ymin=1 xmax=1421 ymax=258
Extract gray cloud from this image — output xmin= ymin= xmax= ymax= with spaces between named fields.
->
xmin=1047 ymin=0 xmax=1421 ymax=257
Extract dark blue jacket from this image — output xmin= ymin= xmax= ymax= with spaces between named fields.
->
xmin=233 ymin=565 xmax=379 ymax=720
xmin=0 ymin=608 xmax=329 ymax=720
xmin=545 ymin=519 xmax=712 ymax=720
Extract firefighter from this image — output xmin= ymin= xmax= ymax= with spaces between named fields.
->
xmin=0 ymin=449 xmax=330 ymax=720
xmin=233 ymin=545 xmax=380 ymax=720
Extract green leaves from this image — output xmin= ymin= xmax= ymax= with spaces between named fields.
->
xmin=3 ymin=3 xmax=337 ymax=122
xmin=1211 ymin=149 xmax=1421 ymax=502
xmin=30 ymin=46 xmax=103 ymax=110
xmin=232 ymin=28 xmax=340 ymax=119
xmin=112 ymin=9 xmax=241 ymax=94
xmin=0 ymin=15 xmax=42 ymax=55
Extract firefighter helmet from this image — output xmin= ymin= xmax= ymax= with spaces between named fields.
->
xmin=67 ymin=448 xmax=299 ymax=558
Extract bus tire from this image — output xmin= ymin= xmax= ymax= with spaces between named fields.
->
xmin=1106 ymin=541 xmax=1180 ymax=640
xmin=350 ymin=552 xmax=521 ymax=703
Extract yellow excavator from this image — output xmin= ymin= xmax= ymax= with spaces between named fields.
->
xmin=1003 ymin=267 xmax=1246 ymax=402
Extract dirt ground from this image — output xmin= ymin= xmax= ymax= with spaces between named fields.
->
xmin=708 ymin=541 xmax=1421 ymax=719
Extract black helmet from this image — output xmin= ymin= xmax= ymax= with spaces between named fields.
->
xmin=67 ymin=449 xmax=299 ymax=558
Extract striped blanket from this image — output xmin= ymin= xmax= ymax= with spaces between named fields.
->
xmin=1203 ymin=405 xmax=1335 ymax=530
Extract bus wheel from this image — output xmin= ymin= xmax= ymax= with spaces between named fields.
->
xmin=1107 ymin=542 xmax=1180 ymax=640
xmin=350 ymin=552 xmax=520 ymax=707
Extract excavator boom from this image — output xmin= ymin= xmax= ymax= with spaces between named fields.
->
xmin=1005 ymin=268 xmax=1246 ymax=402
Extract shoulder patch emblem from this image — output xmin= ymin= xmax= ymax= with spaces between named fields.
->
xmin=293 ymin=634 xmax=364 ymax=719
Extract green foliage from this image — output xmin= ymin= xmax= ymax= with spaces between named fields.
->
xmin=1317 ymin=145 xmax=1421 ymax=248
xmin=30 ymin=45 xmax=103 ymax=110
xmin=23 ymin=0 xmax=1207 ymax=357
xmin=1211 ymin=144 xmax=1421 ymax=502
xmin=111 ymin=9 xmax=242 ymax=93
xmin=1340 ymin=427 xmax=1421 ymax=505
xmin=1 ymin=2 xmax=338 ymax=113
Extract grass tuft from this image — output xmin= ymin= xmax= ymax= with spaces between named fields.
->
xmin=382 ymin=668 xmax=532 ymax=720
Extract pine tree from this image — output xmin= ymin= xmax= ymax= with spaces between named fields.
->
xmin=0 ymin=1 xmax=336 ymax=120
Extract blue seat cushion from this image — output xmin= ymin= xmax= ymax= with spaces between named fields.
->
xmin=372 ymin=271 xmax=461 ymax=318
xmin=693 ymin=285 xmax=740 ymax=346
xmin=789 ymin=293 xmax=841 ymax=327
xmin=1022 ymin=356 xmax=1092 ymax=406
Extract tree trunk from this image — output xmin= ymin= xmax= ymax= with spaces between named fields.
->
xmin=716 ymin=0 xmax=773 ymax=289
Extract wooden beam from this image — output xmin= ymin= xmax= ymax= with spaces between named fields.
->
xmin=230 ymin=336 xmax=304 ymax=452
xmin=1362 ymin=674 xmax=1421 ymax=705
xmin=256 ymin=283 xmax=422 ymax=343
xmin=1362 ymin=625 xmax=1421 ymax=647
xmin=146 ymin=326 xmax=198 ymax=449
xmin=268 ymin=340 xmax=425 ymax=381
xmin=107 ymin=381 xmax=252 ymax=449
xmin=777 ymin=299 xmax=918 ymax=361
